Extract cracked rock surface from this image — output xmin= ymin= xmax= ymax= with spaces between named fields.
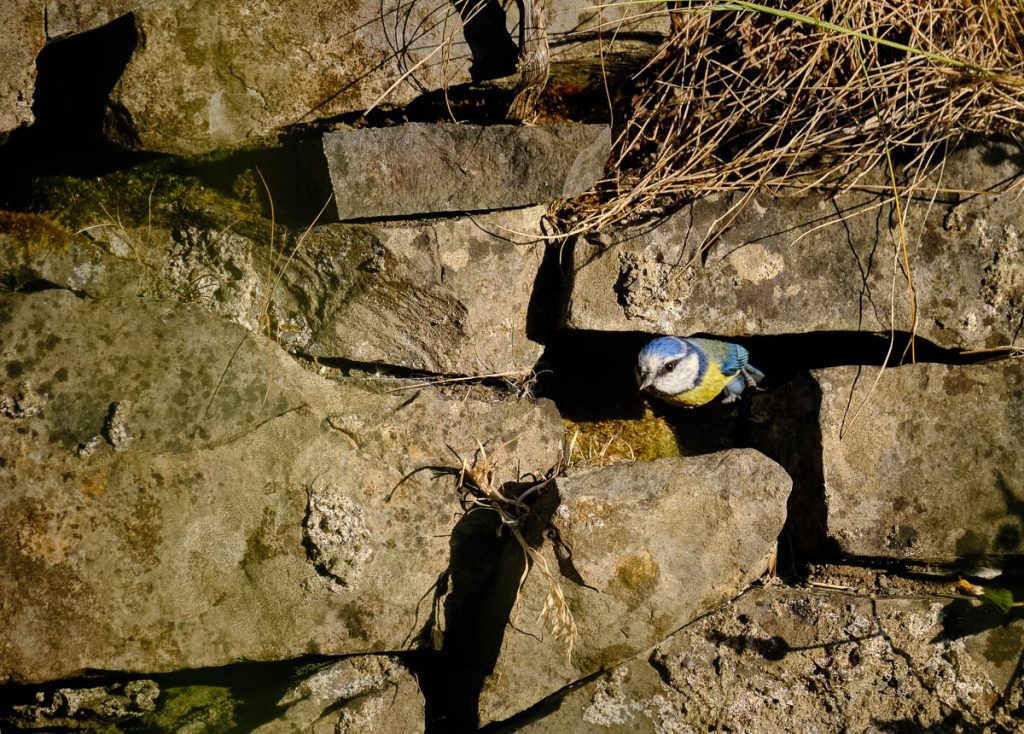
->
xmin=517 ymin=585 xmax=1024 ymax=733
xmin=79 ymin=202 xmax=549 ymax=376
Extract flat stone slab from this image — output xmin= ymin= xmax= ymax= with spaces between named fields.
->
xmin=565 ymin=140 xmax=1024 ymax=350
xmin=812 ymin=362 xmax=1024 ymax=562
xmin=324 ymin=123 xmax=610 ymax=219
xmin=475 ymin=452 xmax=791 ymax=724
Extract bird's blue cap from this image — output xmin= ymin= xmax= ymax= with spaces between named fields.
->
xmin=639 ymin=336 xmax=687 ymax=360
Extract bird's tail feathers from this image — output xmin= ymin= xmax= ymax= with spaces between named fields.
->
xmin=741 ymin=364 xmax=765 ymax=387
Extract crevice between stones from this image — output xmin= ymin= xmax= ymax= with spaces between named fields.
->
xmin=0 ymin=13 xmax=140 ymax=209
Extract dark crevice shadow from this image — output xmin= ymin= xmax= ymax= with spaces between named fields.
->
xmin=452 ymin=0 xmax=520 ymax=82
xmin=525 ymin=242 xmax=570 ymax=344
xmin=417 ymin=509 xmax=526 ymax=733
xmin=0 ymin=13 xmax=142 ymax=210
xmin=533 ymin=327 xmax=990 ymax=423
xmin=745 ymin=372 xmax=839 ymax=574
xmin=184 ymin=141 xmax=337 ymax=227
xmin=411 ymin=475 xmax=570 ymax=733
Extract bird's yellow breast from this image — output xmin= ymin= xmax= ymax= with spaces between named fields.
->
xmin=659 ymin=360 xmax=733 ymax=406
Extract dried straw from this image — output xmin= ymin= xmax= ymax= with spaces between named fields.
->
xmin=559 ymin=0 xmax=1024 ymax=231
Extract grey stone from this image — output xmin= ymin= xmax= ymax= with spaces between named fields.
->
xmin=0 ymin=1 xmax=43 ymax=134
xmin=516 ymin=585 xmax=1021 ymax=733
xmin=254 ymin=655 xmax=423 ymax=734
xmin=96 ymin=205 xmax=548 ymax=375
xmin=565 ymin=140 xmax=1024 ymax=350
xmin=811 ymin=362 xmax=1024 ymax=563
xmin=324 ymin=123 xmax=611 ymax=219
xmin=106 ymin=0 xmax=475 ymax=155
xmin=475 ymin=452 xmax=791 ymax=724
xmin=0 ymin=288 xmax=564 ymax=684
xmin=22 ymin=0 xmax=661 ymax=154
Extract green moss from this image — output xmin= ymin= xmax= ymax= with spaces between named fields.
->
xmin=615 ymin=550 xmax=660 ymax=596
xmin=564 ymin=408 xmax=681 ymax=464
xmin=30 ymin=158 xmax=263 ymax=235
xmin=0 ymin=210 xmax=74 ymax=254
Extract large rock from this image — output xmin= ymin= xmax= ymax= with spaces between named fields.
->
xmin=811 ymin=362 xmax=1024 ymax=563
xmin=0 ymin=1 xmax=41 ymax=135
xmin=0 ymin=285 xmax=563 ymax=684
xmin=516 ymin=585 xmax=1022 ymax=732
xmin=474 ymin=453 xmax=791 ymax=724
xmin=105 ymin=0 xmax=470 ymax=155
xmin=565 ymin=140 xmax=1024 ymax=350
xmin=98 ymin=0 xmax=660 ymax=155
xmin=324 ymin=123 xmax=611 ymax=219
xmin=87 ymin=202 xmax=550 ymax=375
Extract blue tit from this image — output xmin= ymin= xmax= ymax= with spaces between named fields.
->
xmin=636 ymin=336 xmax=765 ymax=407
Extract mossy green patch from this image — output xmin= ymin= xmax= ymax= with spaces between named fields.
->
xmin=564 ymin=407 xmax=681 ymax=464
xmin=30 ymin=157 xmax=264 ymax=235
xmin=615 ymin=550 xmax=660 ymax=597
xmin=0 ymin=210 xmax=74 ymax=254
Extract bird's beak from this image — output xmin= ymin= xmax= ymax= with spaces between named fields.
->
xmin=639 ymin=374 xmax=655 ymax=392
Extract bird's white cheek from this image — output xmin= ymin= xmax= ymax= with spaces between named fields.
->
xmin=656 ymin=358 xmax=699 ymax=394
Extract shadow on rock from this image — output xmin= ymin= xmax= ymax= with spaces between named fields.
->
xmin=415 ymin=475 xmax=572 ymax=733
xmin=418 ymin=508 xmax=524 ymax=733
xmin=0 ymin=13 xmax=142 ymax=209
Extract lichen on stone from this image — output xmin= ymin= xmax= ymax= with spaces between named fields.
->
xmin=302 ymin=480 xmax=374 ymax=590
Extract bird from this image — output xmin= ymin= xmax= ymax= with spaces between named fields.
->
xmin=636 ymin=336 xmax=765 ymax=407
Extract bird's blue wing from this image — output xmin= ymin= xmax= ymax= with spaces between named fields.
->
xmin=688 ymin=338 xmax=748 ymax=377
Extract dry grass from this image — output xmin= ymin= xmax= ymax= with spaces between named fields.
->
xmin=558 ymin=0 xmax=1024 ymax=233
xmin=446 ymin=440 xmax=578 ymax=657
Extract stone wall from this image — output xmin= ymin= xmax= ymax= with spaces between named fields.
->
xmin=0 ymin=4 xmax=1022 ymax=732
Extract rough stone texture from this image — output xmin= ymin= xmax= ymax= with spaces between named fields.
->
xmin=44 ymin=0 xmax=138 ymax=38
xmin=3 ymin=1 xmax=668 ymax=149
xmin=812 ymin=362 xmax=1024 ymax=563
xmin=0 ymin=0 xmax=42 ymax=134
xmin=324 ymin=123 xmax=611 ymax=219
xmin=86 ymin=203 xmax=549 ymax=375
xmin=0 ymin=286 xmax=563 ymax=684
xmin=476 ymin=453 xmax=791 ymax=724
xmin=3 ymin=678 xmax=161 ymax=730
xmin=253 ymin=655 xmax=424 ymax=733
xmin=516 ymin=585 xmax=1023 ymax=733
xmin=565 ymin=140 xmax=1024 ymax=350
xmin=544 ymin=0 xmax=668 ymax=63
xmin=106 ymin=0 xmax=468 ymax=155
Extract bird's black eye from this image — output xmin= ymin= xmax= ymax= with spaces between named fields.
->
xmin=661 ymin=360 xmax=676 ymax=375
